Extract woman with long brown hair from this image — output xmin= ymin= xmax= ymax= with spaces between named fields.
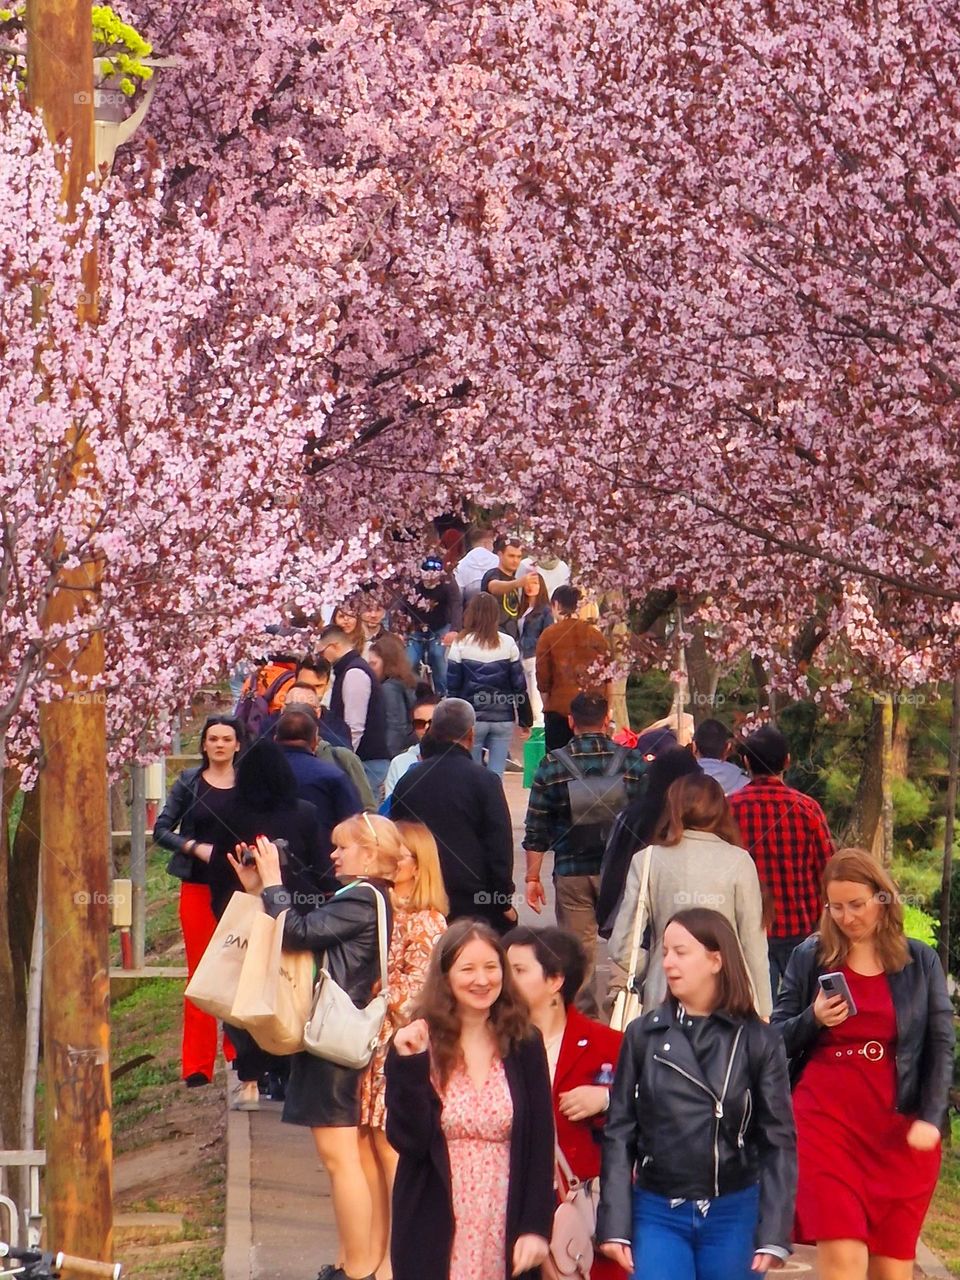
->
xmin=368 ymin=632 xmax=417 ymax=759
xmin=384 ymin=919 xmax=554 ymax=1280
xmin=332 ymin=602 xmax=367 ymax=654
xmin=446 ymin=592 xmax=531 ymax=777
xmin=609 ymin=772 xmax=772 ymax=1016
xmin=516 ymin=573 xmax=552 ymax=726
xmin=597 ymin=908 xmax=796 ymax=1278
xmin=772 ymin=849 xmax=954 ymax=1280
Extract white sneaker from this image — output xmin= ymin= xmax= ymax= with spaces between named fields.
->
xmin=231 ymin=1080 xmax=260 ymax=1111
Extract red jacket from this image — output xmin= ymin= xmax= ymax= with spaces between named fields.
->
xmin=553 ymin=1007 xmax=625 ymax=1280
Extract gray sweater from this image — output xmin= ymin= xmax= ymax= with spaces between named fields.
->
xmin=609 ymin=829 xmax=773 ymax=1017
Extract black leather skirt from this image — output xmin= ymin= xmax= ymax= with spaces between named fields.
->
xmin=282 ymin=1050 xmax=361 ymax=1128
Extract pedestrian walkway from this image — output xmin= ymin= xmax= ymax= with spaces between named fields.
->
xmin=222 ymin=773 xmax=949 ymax=1280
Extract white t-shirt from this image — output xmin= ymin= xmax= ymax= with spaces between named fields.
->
xmin=519 ymin=557 xmax=571 ymax=599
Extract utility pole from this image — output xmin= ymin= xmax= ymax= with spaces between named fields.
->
xmin=26 ymin=0 xmax=115 ymax=1267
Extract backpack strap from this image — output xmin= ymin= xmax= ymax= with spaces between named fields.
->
xmin=603 ymin=746 xmax=629 ymax=778
xmin=551 ymin=745 xmax=585 ymax=784
xmin=263 ymin=669 xmax=296 ymax=704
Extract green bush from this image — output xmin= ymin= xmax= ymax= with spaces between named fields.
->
xmin=902 ymin=903 xmax=938 ymax=948
xmin=892 ymin=850 xmax=943 ymax=913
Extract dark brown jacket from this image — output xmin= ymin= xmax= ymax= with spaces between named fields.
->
xmin=535 ymin=617 xmax=609 ymax=714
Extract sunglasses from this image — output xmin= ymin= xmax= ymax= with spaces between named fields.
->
xmin=361 ymin=811 xmax=380 ymax=846
xmin=413 ymin=717 xmax=434 ymax=730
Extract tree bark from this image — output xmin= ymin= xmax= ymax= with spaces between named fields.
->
xmin=684 ymin=622 xmax=719 ymax=726
xmin=841 ymin=697 xmax=885 ymax=852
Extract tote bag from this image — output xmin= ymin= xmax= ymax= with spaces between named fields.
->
xmin=229 ymin=910 xmax=314 ymax=1055
xmin=608 ymin=846 xmax=652 ymax=1034
xmin=184 ymin=891 xmax=264 ymax=1021
xmin=302 ymin=882 xmax=389 ymax=1069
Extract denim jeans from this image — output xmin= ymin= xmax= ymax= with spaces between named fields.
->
xmin=471 ymin=720 xmax=514 ymax=777
xmin=631 ymin=1184 xmax=760 ymax=1280
xmin=362 ymin=758 xmax=390 ymax=802
xmin=406 ymin=630 xmax=449 ymax=695
xmin=767 ymin=933 xmax=807 ymax=998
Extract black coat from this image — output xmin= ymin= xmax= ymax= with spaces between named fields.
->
xmin=597 ymin=1003 xmax=796 ymax=1254
xmin=207 ymin=797 xmax=327 ymax=918
xmin=385 ymin=1033 xmax=555 ymax=1280
xmin=772 ymin=934 xmax=955 ymax=1127
xmin=390 ymin=741 xmax=516 ymax=932
xmin=262 ymin=877 xmax=391 ymax=1004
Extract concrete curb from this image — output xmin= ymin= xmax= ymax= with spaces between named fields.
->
xmin=917 ymin=1240 xmax=954 ymax=1279
xmin=222 ymin=1103 xmax=252 ymax=1280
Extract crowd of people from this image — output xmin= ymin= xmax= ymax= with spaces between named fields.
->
xmin=152 ymin=525 xmax=955 ymax=1280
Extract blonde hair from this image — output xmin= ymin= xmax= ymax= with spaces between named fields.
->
xmin=818 ymin=847 xmax=910 ymax=973
xmin=394 ymin=821 xmax=450 ymax=915
xmin=331 ymin=813 xmax=402 ymax=880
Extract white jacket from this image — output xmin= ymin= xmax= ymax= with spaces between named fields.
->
xmin=609 ymin=829 xmax=772 ymax=1016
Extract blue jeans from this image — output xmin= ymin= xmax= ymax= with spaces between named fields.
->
xmin=632 ymin=1184 xmax=760 ymax=1280
xmin=406 ymin=631 xmax=449 ymax=695
xmin=768 ymin=933 xmax=806 ymax=998
xmin=471 ymin=721 xmax=514 ymax=777
xmin=362 ymin=758 xmax=390 ymax=802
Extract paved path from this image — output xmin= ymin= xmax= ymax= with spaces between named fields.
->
xmin=223 ymin=770 xmax=947 ymax=1280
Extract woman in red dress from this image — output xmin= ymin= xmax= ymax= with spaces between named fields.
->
xmin=773 ymin=848 xmax=954 ymax=1280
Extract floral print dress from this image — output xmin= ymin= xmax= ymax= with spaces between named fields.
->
xmin=441 ymin=1058 xmax=514 ymax=1280
xmin=359 ymin=902 xmax=446 ymax=1129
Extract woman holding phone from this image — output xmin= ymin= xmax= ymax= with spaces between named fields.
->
xmin=772 ymin=848 xmax=954 ymax=1280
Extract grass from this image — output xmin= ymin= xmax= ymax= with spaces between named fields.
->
xmin=925 ymin=1115 xmax=960 ymax=1274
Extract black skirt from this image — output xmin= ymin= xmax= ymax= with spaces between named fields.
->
xmin=282 ymin=1050 xmax=361 ymax=1128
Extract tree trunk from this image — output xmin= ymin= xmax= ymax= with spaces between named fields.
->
xmin=0 ymin=754 xmax=27 ymax=1157
xmin=841 ymin=697 xmax=885 ymax=852
xmin=891 ymin=703 xmax=909 ymax=780
xmin=10 ymin=782 xmax=41 ymax=1008
xmin=878 ymin=693 xmax=894 ymax=867
xmin=684 ymin=622 xmax=719 ymax=727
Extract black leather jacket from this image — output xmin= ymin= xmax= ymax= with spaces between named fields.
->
xmin=153 ymin=767 xmax=204 ymax=882
xmin=597 ymin=1002 xmax=796 ymax=1254
xmin=772 ymin=934 xmax=955 ymax=1127
xmin=261 ymin=878 xmax=392 ymax=1006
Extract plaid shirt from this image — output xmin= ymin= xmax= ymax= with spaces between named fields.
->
xmin=523 ymin=733 xmax=647 ymax=877
xmin=729 ymin=777 xmax=834 ymax=939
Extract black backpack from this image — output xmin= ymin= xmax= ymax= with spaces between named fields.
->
xmin=552 ymin=745 xmax=630 ymax=854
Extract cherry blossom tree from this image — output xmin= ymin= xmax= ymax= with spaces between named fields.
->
xmin=132 ymin=0 xmax=960 ymax=706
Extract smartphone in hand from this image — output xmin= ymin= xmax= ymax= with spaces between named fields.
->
xmin=818 ymin=971 xmax=858 ymax=1016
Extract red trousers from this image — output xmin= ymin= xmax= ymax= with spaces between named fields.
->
xmin=180 ymin=880 xmax=235 ymax=1079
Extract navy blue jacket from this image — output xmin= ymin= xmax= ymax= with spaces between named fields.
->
xmin=446 ymin=636 xmax=531 ymax=727
xmin=280 ymin=745 xmax=361 ymax=898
